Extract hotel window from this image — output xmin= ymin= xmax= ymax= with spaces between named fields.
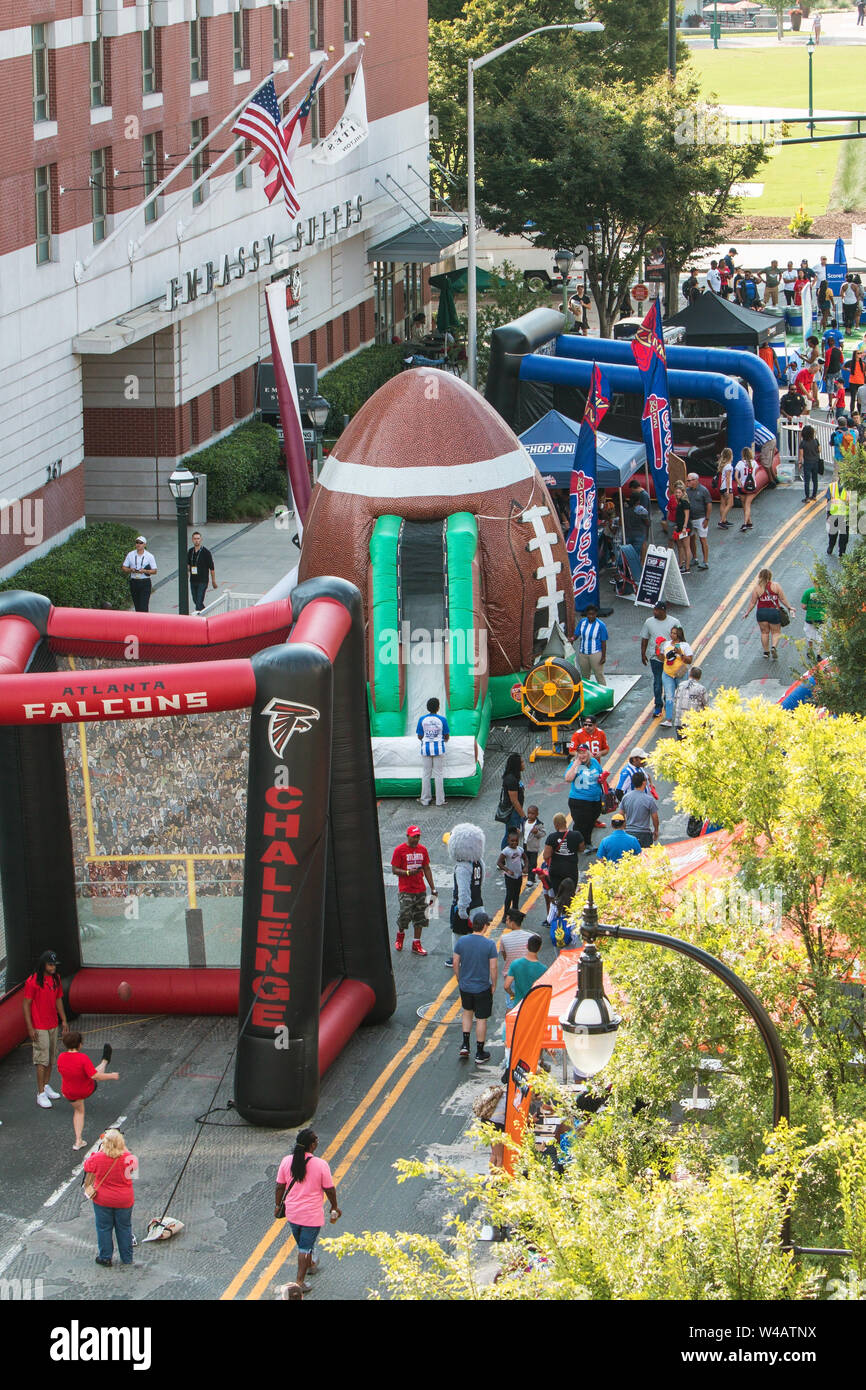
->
xmin=374 ymin=262 xmax=397 ymax=345
xmin=32 ymin=25 xmax=50 ymax=122
xmin=91 ymin=147 xmax=110 ymax=242
xmin=35 ymin=165 xmax=53 ymax=264
xmin=273 ymin=4 xmax=288 ymax=62
xmin=235 ymin=143 xmax=251 ymax=191
xmin=344 ymin=0 xmax=356 ymax=43
xmin=142 ymin=2 xmax=157 ymax=95
xmin=233 ymin=9 xmax=248 ymax=71
xmin=90 ymin=1 xmax=107 ymax=107
xmin=309 ymin=0 xmax=320 ymax=50
xmin=143 ymin=132 xmax=159 ymax=223
xmin=190 ymin=16 xmax=202 ymax=82
xmin=191 ymin=119 xmax=208 ymax=205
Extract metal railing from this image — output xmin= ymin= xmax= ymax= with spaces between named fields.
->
xmin=777 ymin=415 xmax=836 ymax=469
xmin=199 ymin=590 xmax=264 ymax=617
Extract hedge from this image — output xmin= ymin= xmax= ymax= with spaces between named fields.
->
xmin=320 ymin=344 xmax=407 ymax=435
xmin=183 ymin=420 xmax=282 ymax=519
xmin=0 ymin=521 xmax=140 ymax=609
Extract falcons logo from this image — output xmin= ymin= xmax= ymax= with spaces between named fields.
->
xmin=261 ymin=698 xmax=320 ymax=758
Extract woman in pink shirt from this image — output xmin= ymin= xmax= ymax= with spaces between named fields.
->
xmin=274 ymin=1128 xmax=341 ymax=1292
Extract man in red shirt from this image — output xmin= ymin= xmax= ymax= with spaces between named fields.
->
xmin=22 ymin=950 xmax=68 ymax=1109
xmin=794 ymin=365 xmax=817 ymax=410
xmin=391 ymin=825 xmax=437 ymax=956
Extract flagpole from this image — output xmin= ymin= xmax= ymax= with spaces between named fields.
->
xmin=131 ymin=48 xmax=362 ymax=260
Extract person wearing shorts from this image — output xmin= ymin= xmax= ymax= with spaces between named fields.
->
xmin=23 ymin=950 xmax=68 ymax=1109
xmin=686 ymin=472 xmax=712 ymax=569
xmin=275 ymin=1128 xmax=341 ymax=1294
xmin=742 ymin=567 xmax=794 ymax=660
xmin=454 ymin=912 xmax=498 ymax=1064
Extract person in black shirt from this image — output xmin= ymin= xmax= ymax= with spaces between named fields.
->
xmin=779 ymin=388 xmax=806 ymax=421
xmin=542 ymin=812 xmax=584 ymax=893
xmin=187 ymin=532 xmax=218 ymax=613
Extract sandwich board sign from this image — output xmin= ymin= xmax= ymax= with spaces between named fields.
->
xmin=635 ymin=544 xmax=689 ymax=608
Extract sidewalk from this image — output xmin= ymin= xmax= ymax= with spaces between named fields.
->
xmin=123 ymin=514 xmax=297 ymax=615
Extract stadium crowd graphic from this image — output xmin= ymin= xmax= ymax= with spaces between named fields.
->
xmin=61 ymin=662 xmax=249 ymax=905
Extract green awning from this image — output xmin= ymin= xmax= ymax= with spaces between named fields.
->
xmin=430 ymin=267 xmax=505 ymax=294
xmin=367 ymin=219 xmax=465 ymax=265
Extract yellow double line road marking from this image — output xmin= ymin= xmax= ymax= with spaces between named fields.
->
xmin=223 ymin=494 xmax=822 ymax=1299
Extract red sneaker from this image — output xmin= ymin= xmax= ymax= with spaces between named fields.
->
xmin=411 ymin=939 xmax=428 ymax=956
xmin=594 ymin=820 xmax=606 ymax=829
xmin=394 ymin=931 xmax=405 ymax=952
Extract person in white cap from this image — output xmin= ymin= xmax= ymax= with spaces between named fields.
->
xmin=122 ymin=536 xmax=157 ymax=612
xmin=615 ymin=748 xmax=651 ymax=800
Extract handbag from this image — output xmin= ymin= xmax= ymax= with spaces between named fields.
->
xmin=778 ymin=607 xmax=791 ymax=627
xmin=472 ymin=1085 xmax=505 ymax=1122
xmin=82 ymin=1153 xmax=120 ymax=1202
xmin=817 ymin=458 xmax=825 ymax=476
xmin=494 ymin=783 xmax=512 ymax=823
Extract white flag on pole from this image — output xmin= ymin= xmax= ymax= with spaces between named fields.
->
xmin=311 ymin=64 xmax=368 ymax=165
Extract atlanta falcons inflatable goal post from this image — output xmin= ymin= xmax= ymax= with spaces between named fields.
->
xmin=0 ymin=577 xmax=395 ymax=1126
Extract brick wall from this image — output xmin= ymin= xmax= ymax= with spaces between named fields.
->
xmin=0 ymin=464 xmax=84 ymax=571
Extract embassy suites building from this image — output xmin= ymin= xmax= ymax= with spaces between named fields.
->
xmin=0 ymin=0 xmax=462 ymax=574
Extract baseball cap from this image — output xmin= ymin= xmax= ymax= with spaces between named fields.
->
xmin=611 ymin=812 xmax=626 ymax=825
xmin=630 ymin=746 xmax=648 ymax=759
xmin=653 ymin=599 xmax=667 ymax=610
xmin=135 ymin=535 xmax=147 ymax=543
xmin=406 ymin=825 xmax=421 ymax=837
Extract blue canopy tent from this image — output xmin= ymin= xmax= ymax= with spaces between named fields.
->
xmin=520 ymin=409 xmax=651 ymax=545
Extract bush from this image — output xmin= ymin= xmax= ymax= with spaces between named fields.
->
xmin=319 ymin=344 xmax=408 ymax=435
xmin=789 ymin=204 xmax=814 ymax=237
xmin=183 ymin=420 xmax=282 ymax=520
xmin=0 ymin=522 xmax=140 ymax=609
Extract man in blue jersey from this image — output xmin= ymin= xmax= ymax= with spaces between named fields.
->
xmin=417 ymin=697 xmax=450 ymax=807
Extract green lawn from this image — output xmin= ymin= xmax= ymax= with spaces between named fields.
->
xmin=743 ymin=124 xmax=841 ymax=217
xmin=688 ymin=46 xmax=866 ymax=111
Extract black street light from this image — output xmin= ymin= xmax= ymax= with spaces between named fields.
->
xmin=306 ymin=393 xmax=330 ymax=485
xmin=558 ymin=885 xmax=850 ymax=1257
xmin=554 ymin=248 xmax=575 ymax=326
xmin=167 ymin=464 xmax=198 ymax=616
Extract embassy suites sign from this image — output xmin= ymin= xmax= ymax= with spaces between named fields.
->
xmin=163 ymin=196 xmax=364 ymax=311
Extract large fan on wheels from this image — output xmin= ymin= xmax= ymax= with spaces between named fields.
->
xmin=517 ymin=658 xmax=584 ymax=762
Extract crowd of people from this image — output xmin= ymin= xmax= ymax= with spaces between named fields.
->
xmin=60 ymin=670 xmax=249 ymax=903
xmin=684 ymin=248 xmax=866 ymax=326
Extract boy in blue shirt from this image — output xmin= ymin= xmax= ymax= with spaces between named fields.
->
xmin=596 ymin=811 xmax=642 ymax=864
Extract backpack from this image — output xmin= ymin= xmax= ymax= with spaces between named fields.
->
xmin=743 ymin=464 xmax=756 ymax=493
xmin=495 ymin=781 xmax=513 ymax=823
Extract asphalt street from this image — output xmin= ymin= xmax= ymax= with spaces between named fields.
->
xmin=0 ymin=473 xmax=834 ymax=1303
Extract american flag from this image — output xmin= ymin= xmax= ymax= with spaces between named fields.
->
xmin=233 ymin=71 xmax=322 ymax=218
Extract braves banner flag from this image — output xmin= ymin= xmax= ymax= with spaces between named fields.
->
xmin=630 ymin=299 xmax=672 ymax=512
xmin=566 ymin=364 xmax=609 ymax=609
xmin=264 ymin=280 xmax=311 ymax=530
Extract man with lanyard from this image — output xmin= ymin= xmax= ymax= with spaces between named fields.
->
xmin=122 ymin=536 xmax=157 ymax=613
xmin=187 ymin=531 xmax=218 ymax=613
xmin=575 ymin=604 xmax=608 ymax=687
xmin=416 ymin=697 xmax=450 ymax=808
xmin=826 ymin=472 xmax=850 ymax=557
xmin=391 ymin=826 xmax=437 ymax=956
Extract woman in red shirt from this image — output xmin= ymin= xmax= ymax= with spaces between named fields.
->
xmin=57 ymin=1031 xmax=119 ymax=1149
xmin=83 ymin=1128 xmax=138 ymax=1268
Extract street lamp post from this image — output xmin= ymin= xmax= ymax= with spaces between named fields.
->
xmin=711 ymin=0 xmax=720 ymax=50
xmin=554 ymin=248 xmax=575 ymax=329
xmin=807 ymin=36 xmax=815 ymax=137
xmin=559 ymin=886 xmax=851 ymax=1257
xmin=466 ymin=20 xmax=605 ymax=389
xmin=306 ymin=393 xmax=331 ymax=485
xmin=167 ymin=464 xmax=198 ymax=616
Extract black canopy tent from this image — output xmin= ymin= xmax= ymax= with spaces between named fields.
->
xmin=666 ymin=294 xmax=785 ymax=349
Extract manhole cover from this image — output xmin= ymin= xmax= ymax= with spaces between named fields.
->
xmin=416 ymin=1000 xmax=456 ymax=1024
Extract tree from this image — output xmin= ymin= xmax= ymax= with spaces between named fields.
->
xmin=428 ymin=0 xmax=686 ymax=200
xmin=474 ymin=261 xmax=539 ymax=381
xmin=652 ymin=694 xmax=866 ymax=1105
xmin=474 ymin=73 xmax=767 ymax=334
xmin=324 ymin=1101 xmax=866 ymax=1299
xmin=810 ymin=545 xmax=866 ymax=716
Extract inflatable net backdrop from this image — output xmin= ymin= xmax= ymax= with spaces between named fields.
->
xmin=59 ymin=657 xmax=248 ymax=968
